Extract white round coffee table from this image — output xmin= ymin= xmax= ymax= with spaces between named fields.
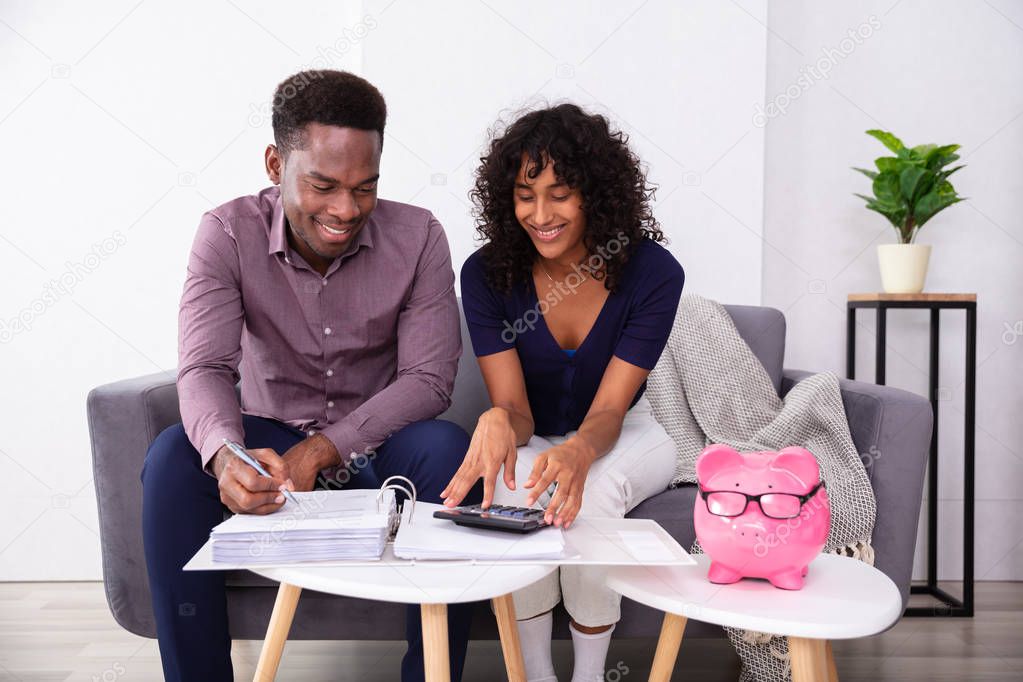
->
xmin=607 ymin=553 xmax=902 ymax=682
xmin=250 ymin=551 xmax=556 ymax=682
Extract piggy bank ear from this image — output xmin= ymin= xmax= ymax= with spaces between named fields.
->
xmin=696 ymin=444 xmax=744 ymax=484
xmin=771 ymin=446 xmax=821 ymax=488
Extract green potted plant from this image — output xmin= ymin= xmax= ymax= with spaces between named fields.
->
xmin=853 ymin=130 xmax=966 ymax=293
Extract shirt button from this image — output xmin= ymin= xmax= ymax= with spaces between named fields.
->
xmin=326 ymin=369 xmax=334 ymax=377
xmin=324 ymin=327 xmax=332 ymax=335
xmin=307 ymin=429 xmax=317 ymax=436
xmin=327 ymin=401 xmax=334 ymax=408
xmin=322 ymin=278 xmax=328 ymax=286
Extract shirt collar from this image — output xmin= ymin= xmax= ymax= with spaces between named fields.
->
xmin=268 ymin=193 xmax=288 ymax=256
xmin=267 ymin=191 xmax=376 ymax=259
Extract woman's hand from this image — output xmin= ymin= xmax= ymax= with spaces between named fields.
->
xmin=524 ymin=437 xmax=597 ymax=528
xmin=441 ymin=407 xmax=519 ymax=508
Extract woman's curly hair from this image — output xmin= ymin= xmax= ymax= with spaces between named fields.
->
xmin=470 ymin=103 xmax=665 ymax=294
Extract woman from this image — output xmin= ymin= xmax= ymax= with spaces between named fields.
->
xmin=441 ymin=103 xmax=684 ymax=682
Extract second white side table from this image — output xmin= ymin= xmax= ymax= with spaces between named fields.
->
xmin=607 ymin=553 xmax=902 ymax=681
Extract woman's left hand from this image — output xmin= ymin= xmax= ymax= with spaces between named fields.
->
xmin=523 ymin=437 xmax=597 ymax=528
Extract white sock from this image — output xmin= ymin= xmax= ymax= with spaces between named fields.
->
xmin=570 ymin=622 xmax=615 ymax=682
xmin=518 ymin=611 xmax=558 ymax=682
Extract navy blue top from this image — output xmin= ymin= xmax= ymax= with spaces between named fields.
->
xmin=461 ymin=239 xmax=685 ymax=437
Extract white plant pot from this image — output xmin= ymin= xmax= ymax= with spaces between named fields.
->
xmin=877 ymin=243 xmax=931 ymax=294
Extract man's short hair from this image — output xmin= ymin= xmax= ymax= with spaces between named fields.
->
xmin=271 ymin=70 xmax=387 ymax=155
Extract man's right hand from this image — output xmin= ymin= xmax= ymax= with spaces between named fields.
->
xmin=210 ymin=445 xmax=294 ymax=515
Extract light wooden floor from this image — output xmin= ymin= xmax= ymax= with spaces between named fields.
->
xmin=0 ymin=582 xmax=1020 ymax=681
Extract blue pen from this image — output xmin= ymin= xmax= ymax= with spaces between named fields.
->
xmin=222 ymin=438 xmax=302 ymax=509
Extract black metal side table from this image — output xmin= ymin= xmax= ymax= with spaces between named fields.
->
xmin=846 ymin=292 xmax=976 ymax=617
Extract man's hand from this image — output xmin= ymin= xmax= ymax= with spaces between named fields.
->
xmin=441 ymin=407 xmax=519 ymax=509
xmin=524 ymin=436 xmax=597 ymax=528
xmin=211 ymin=445 xmax=293 ymax=515
xmin=281 ymin=434 xmax=341 ymax=492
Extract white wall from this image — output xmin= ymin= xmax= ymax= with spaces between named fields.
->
xmin=0 ymin=0 xmax=766 ymax=580
xmin=0 ymin=0 xmax=367 ymax=580
xmin=762 ymin=0 xmax=1023 ymax=580
xmin=362 ymin=0 xmax=767 ymax=304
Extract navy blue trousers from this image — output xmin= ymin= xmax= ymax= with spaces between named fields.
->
xmin=141 ymin=415 xmax=481 ymax=682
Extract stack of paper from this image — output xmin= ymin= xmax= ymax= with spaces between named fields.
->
xmin=394 ymin=502 xmax=566 ymax=560
xmin=210 ymin=489 xmax=395 ymax=564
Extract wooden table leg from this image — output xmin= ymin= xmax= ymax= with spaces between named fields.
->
xmin=421 ymin=603 xmax=450 ymax=682
xmin=254 ymin=582 xmax=302 ymax=682
xmin=492 ymin=593 xmax=526 ymax=682
xmin=826 ymin=640 xmax=839 ymax=682
xmin=788 ymin=636 xmax=828 ymax=682
xmin=649 ymin=612 xmax=687 ymax=682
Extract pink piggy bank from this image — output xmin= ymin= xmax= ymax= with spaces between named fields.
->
xmin=694 ymin=444 xmax=830 ymax=590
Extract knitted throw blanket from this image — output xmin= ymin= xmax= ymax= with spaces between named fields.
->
xmin=645 ymin=294 xmax=877 ymax=682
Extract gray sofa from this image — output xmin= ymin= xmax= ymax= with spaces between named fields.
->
xmin=87 ymin=303 xmax=932 ymax=643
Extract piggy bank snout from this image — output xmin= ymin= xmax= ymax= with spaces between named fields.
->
xmin=730 ymin=512 xmax=771 ymax=541
xmin=735 ymin=520 xmax=768 ymax=543
xmin=704 ymin=508 xmax=769 ymax=540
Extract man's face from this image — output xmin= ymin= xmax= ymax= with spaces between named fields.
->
xmin=265 ymin=123 xmax=381 ymax=270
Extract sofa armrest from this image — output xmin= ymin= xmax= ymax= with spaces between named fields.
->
xmin=781 ymin=368 xmax=932 ymax=612
xmin=86 ymin=370 xmax=181 ymax=637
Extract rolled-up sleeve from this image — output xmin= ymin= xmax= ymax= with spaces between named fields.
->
xmin=177 ymin=212 xmax=245 ymax=468
xmin=320 ymin=216 xmax=461 ymax=467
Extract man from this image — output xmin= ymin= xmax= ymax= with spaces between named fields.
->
xmin=141 ymin=70 xmax=480 ymax=682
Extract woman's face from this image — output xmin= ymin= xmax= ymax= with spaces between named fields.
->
xmin=513 ymin=156 xmax=587 ymax=263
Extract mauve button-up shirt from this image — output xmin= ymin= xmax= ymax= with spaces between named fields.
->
xmin=177 ymin=185 xmax=461 ymax=470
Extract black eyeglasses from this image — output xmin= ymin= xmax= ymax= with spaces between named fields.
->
xmin=698 ymin=481 xmax=825 ymax=520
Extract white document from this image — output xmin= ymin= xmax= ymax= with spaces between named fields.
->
xmin=393 ymin=502 xmax=567 ymax=560
xmin=209 ymin=489 xmax=395 ymax=564
xmin=185 ymin=499 xmax=695 ymax=570
xmin=392 ymin=503 xmax=696 ymax=566
xmin=211 ymin=489 xmax=393 ymax=534
xmin=616 ymin=530 xmax=677 ymax=562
